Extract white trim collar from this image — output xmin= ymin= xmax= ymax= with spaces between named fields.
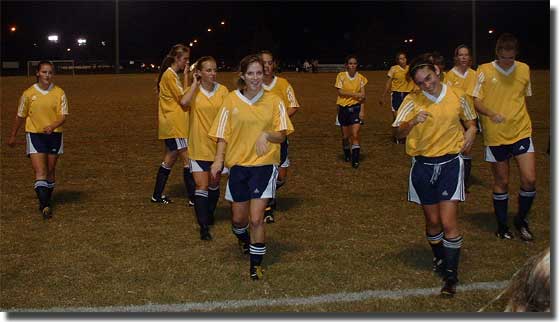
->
xmin=235 ymin=88 xmax=264 ymax=105
xmin=34 ymin=83 xmax=54 ymax=95
xmin=451 ymin=67 xmax=469 ymax=79
xmin=262 ymin=76 xmax=277 ymax=91
xmin=199 ymin=83 xmax=218 ymax=98
xmin=167 ymin=67 xmax=178 ymax=76
xmin=346 ymin=71 xmax=357 ymax=80
xmin=422 ymin=83 xmax=447 ymax=104
xmin=492 ymin=61 xmax=516 ymax=76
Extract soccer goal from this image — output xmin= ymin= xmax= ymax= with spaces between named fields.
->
xmin=27 ymin=60 xmax=75 ymax=77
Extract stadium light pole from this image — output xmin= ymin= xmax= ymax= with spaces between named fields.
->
xmin=115 ymin=0 xmax=120 ymax=74
xmin=472 ymin=0 xmax=477 ymax=66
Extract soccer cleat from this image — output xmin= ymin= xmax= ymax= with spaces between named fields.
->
xmin=250 ymin=265 xmax=264 ymax=280
xmin=41 ymin=206 xmax=52 ymax=220
xmin=432 ymin=257 xmax=445 ymax=279
xmin=343 ymin=151 xmax=351 ymax=162
xmin=440 ymin=278 xmax=458 ymax=297
xmin=264 ymin=206 xmax=275 ymax=224
xmin=238 ymin=240 xmax=250 ymax=254
xmin=151 ymin=195 xmax=172 ymax=204
xmin=495 ymin=230 xmax=515 ymax=240
xmin=200 ymin=226 xmax=212 ymax=241
xmin=352 ymin=161 xmax=359 ymax=169
xmin=514 ymin=217 xmax=534 ymax=242
xmin=187 ymin=200 xmax=195 ymax=207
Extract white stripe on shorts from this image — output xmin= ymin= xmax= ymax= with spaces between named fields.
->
xmin=189 ymin=160 xmax=205 ymax=172
xmin=26 ymin=133 xmax=38 ymax=155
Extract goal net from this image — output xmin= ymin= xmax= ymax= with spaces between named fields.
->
xmin=27 ymin=60 xmax=75 ymax=77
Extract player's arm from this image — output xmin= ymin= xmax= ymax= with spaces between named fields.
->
xmin=379 ymin=77 xmax=392 ymax=106
xmin=44 ymin=114 xmax=66 ymax=134
xmin=256 ymin=130 xmax=287 ymax=157
xmin=8 ymin=115 xmax=25 ymax=147
xmin=393 ymin=110 xmax=430 ymax=139
xmin=210 ymin=138 xmax=227 ymax=179
xmin=337 ymin=88 xmax=364 ymax=100
xmin=473 ymin=98 xmax=504 ymax=123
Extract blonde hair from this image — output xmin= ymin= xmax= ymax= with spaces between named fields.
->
xmin=505 ymin=248 xmax=550 ymax=312
xmin=156 ymin=44 xmax=190 ymax=93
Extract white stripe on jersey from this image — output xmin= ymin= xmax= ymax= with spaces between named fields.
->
xmin=526 ymin=81 xmax=532 ymax=97
xmin=61 ymin=94 xmax=69 ymax=115
xmin=392 ymin=100 xmax=415 ymax=126
xmin=216 ymin=108 xmax=229 ymax=138
xmin=17 ymin=95 xmax=27 ymax=117
xmin=278 ymin=101 xmax=288 ymax=130
xmin=460 ymin=96 xmax=476 ymax=120
xmin=472 ymin=71 xmax=485 ymax=98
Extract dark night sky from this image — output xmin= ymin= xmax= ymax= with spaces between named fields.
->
xmin=1 ymin=1 xmax=551 ymax=69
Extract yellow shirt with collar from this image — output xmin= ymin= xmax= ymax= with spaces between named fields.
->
xmin=446 ymin=67 xmax=477 ymax=111
xmin=262 ymin=76 xmax=300 ymax=111
xmin=158 ymin=67 xmax=189 ymax=139
xmin=388 ymin=65 xmax=415 ymax=92
xmin=18 ymin=83 xmax=69 ymax=133
xmin=334 ymin=71 xmax=368 ymax=106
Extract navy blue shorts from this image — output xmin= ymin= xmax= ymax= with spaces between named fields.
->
xmin=409 ymin=154 xmax=465 ymax=205
xmin=189 ymin=160 xmax=212 ymax=172
xmin=391 ymin=91 xmax=409 ymax=112
xmin=337 ymin=104 xmax=361 ymax=126
xmin=225 ymin=165 xmax=278 ymax=202
xmin=26 ymin=132 xmax=63 ymax=155
xmin=280 ymin=137 xmax=289 ymax=168
xmin=485 ymin=137 xmax=534 ymax=162
xmin=164 ymin=138 xmax=187 ymax=151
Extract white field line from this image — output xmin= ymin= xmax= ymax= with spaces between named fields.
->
xmin=9 ymin=280 xmax=509 ymax=312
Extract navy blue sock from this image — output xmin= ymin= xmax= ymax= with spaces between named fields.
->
xmin=443 ymin=236 xmax=463 ymax=282
xmin=46 ymin=180 xmax=55 ymax=204
xmin=249 ymin=243 xmax=266 ymax=266
xmin=34 ymin=180 xmax=50 ymax=210
xmin=517 ymin=189 xmax=536 ymax=224
xmin=351 ymin=145 xmax=360 ymax=163
xmin=492 ymin=192 xmax=509 ymax=232
xmin=183 ymin=167 xmax=195 ymax=201
xmin=153 ymin=164 xmax=171 ymax=199
xmin=208 ymin=186 xmax=219 ymax=219
xmin=232 ymin=224 xmax=250 ymax=245
xmin=194 ymin=190 xmax=210 ymax=226
xmin=427 ymin=231 xmax=445 ymax=261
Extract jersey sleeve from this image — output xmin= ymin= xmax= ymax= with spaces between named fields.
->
xmin=162 ymin=71 xmax=184 ymax=101
xmin=208 ymin=105 xmax=231 ymax=142
xmin=471 ymin=68 xmax=485 ymax=99
xmin=16 ymin=94 xmax=29 ymax=118
xmin=391 ymin=95 xmax=416 ymax=127
xmin=286 ymin=84 xmax=300 ymax=108
xmin=525 ymin=68 xmax=532 ymax=97
xmin=459 ymin=93 xmax=477 ymax=121
xmin=387 ymin=66 xmax=395 ymax=78
xmin=273 ymin=99 xmax=294 ymax=135
xmin=360 ymin=75 xmax=368 ymax=87
xmin=59 ymin=90 xmax=69 ymax=115
xmin=334 ymin=73 xmax=343 ymax=89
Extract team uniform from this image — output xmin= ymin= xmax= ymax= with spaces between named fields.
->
xmin=387 ymin=65 xmax=415 ymax=112
xmin=471 ymin=60 xmax=535 ymax=237
xmin=335 ymin=71 xmax=368 ymax=125
xmin=446 ymin=67 xmax=478 ymax=191
xmin=187 ymin=82 xmax=229 ymax=230
xmin=209 ymin=88 xmax=294 ymax=279
xmin=392 ymin=83 xmax=477 ymax=288
xmin=152 ymin=67 xmax=194 ymax=204
xmin=17 ymin=82 xmax=69 ymax=218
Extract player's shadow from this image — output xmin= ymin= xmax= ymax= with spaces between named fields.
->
xmin=275 ymin=196 xmax=303 ymax=212
xmin=53 ymin=190 xmax=83 ymax=204
xmin=463 ymin=211 xmax=500 ymax=233
xmin=396 ymin=245 xmax=433 ymax=272
xmin=264 ymin=239 xmax=299 ymax=265
xmin=337 ymin=152 xmax=368 ymax=162
xmin=167 ymin=183 xmax=187 ymax=199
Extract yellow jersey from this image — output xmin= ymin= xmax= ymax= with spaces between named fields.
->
xmin=388 ymin=65 xmax=415 ymax=92
xmin=188 ymin=83 xmax=229 ymax=161
xmin=262 ymin=76 xmax=300 ymax=111
xmin=471 ymin=61 xmax=532 ymax=146
xmin=17 ymin=83 xmax=69 ymax=133
xmin=209 ymin=89 xmax=294 ymax=168
xmin=392 ymin=84 xmax=477 ymax=157
xmin=446 ymin=67 xmax=477 ymax=110
xmin=334 ymin=71 xmax=368 ymax=106
xmin=158 ymin=68 xmax=189 ymax=139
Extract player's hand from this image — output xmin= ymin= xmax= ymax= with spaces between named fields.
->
xmin=359 ymin=110 xmax=365 ymax=120
xmin=43 ymin=126 xmax=54 ymax=134
xmin=7 ymin=136 xmax=16 ymax=148
xmin=256 ymin=132 xmax=270 ymax=156
xmin=490 ymin=113 xmax=505 ymax=123
xmin=461 ymin=128 xmax=477 ymax=153
xmin=413 ymin=110 xmax=430 ymax=125
xmin=210 ymin=160 xmax=223 ymax=180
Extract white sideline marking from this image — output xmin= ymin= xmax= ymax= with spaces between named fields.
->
xmin=10 ymin=281 xmax=509 ymax=312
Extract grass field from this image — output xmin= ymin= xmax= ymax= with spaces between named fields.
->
xmin=0 ymin=71 xmax=550 ymax=312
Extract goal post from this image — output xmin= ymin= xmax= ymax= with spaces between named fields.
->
xmin=27 ymin=60 xmax=75 ymax=77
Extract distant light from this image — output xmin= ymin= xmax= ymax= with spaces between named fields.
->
xmin=33 ymin=43 xmax=38 ymax=47
xmin=404 ymin=40 xmax=408 ymax=43
xmin=129 ymin=60 xmax=135 ymax=65
xmin=409 ymin=38 xmax=414 ymax=42
xmin=193 ymin=39 xmax=198 ymax=43
xmin=77 ymin=38 xmax=87 ymax=46
xmin=141 ymin=63 xmax=146 ymax=68
xmin=150 ymin=64 xmax=155 ymax=68
xmin=220 ymin=21 xmax=225 ymax=25
xmin=48 ymin=34 xmax=59 ymax=43
xmin=101 ymin=41 xmax=106 ymax=46
xmin=189 ymin=42 xmax=194 ymax=47
xmin=488 ymin=29 xmax=494 ymax=34
xmin=207 ymin=28 xmax=212 ymax=32
xmin=10 ymin=26 xmax=16 ymax=32
xmin=66 ymin=48 xmax=71 ymax=52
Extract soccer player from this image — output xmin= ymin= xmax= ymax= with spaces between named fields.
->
xmin=471 ymin=33 xmax=536 ymax=241
xmin=181 ymin=56 xmax=229 ymax=240
xmin=150 ymin=44 xmax=196 ymax=206
xmin=392 ymin=54 xmax=478 ymax=297
xmin=260 ymin=50 xmax=301 ymax=224
xmin=8 ymin=61 xmax=69 ymax=220
xmin=334 ymin=55 xmax=368 ymax=168
xmin=209 ymin=54 xmax=294 ymax=280
xmin=446 ymin=45 xmax=478 ymax=193
xmin=380 ymin=51 xmax=415 ymax=143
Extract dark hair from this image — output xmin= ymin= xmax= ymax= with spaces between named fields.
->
xmin=344 ymin=54 xmax=358 ymax=65
xmin=259 ymin=50 xmax=274 ymax=60
xmin=495 ymin=33 xmax=519 ymax=54
xmin=35 ymin=60 xmax=54 ymax=82
xmin=236 ymin=54 xmax=264 ymax=90
xmin=407 ymin=53 xmax=437 ymax=82
xmin=192 ymin=56 xmax=216 ymax=72
xmin=453 ymin=44 xmax=471 ymax=66
xmin=395 ymin=51 xmax=407 ymax=63
xmin=156 ymin=44 xmax=190 ymax=93
xmin=505 ymin=248 xmax=550 ymax=312
xmin=431 ymin=51 xmax=445 ymax=70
